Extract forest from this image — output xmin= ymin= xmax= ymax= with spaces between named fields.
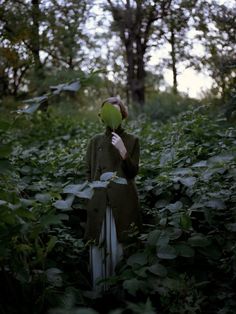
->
xmin=0 ymin=0 xmax=235 ymax=313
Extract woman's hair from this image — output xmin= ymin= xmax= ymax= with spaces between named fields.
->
xmin=101 ymin=96 xmax=128 ymax=119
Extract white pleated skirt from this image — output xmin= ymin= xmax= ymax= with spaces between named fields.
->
xmin=89 ymin=206 xmax=123 ymax=291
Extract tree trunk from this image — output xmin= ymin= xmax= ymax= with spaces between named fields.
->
xmin=31 ymin=0 xmax=43 ymax=82
xmin=170 ymin=22 xmax=178 ymax=94
xmin=136 ymin=36 xmax=145 ymax=105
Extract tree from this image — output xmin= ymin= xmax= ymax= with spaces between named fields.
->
xmin=158 ymin=0 xmax=197 ymax=94
xmin=42 ymin=0 xmax=92 ymax=70
xmin=106 ymin=0 xmax=172 ymax=106
xmin=194 ymin=0 xmax=236 ymax=100
xmin=0 ymin=0 xmax=93 ymax=98
xmin=0 ymin=0 xmax=32 ymax=96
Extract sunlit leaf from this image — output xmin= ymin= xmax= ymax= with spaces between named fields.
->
xmin=100 ymin=172 xmax=115 ymax=181
xmin=112 ymin=176 xmax=127 ymax=184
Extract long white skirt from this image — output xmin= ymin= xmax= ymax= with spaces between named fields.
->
xmin=89 ymin=206 xmax=123 ymax=291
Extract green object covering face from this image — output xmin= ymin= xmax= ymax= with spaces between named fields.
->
xmin=99 ymin=102 xmax=122 ymax=130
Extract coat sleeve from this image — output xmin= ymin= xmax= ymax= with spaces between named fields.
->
xmin=121 ymin=136 xmax=140 ymax=179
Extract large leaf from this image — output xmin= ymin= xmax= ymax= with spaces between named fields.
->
xmin=179 ymin=176 xmax=197 ymax=187
xmin=174 ymin=243 xmax=195 ymax=257
xmin=166 ymin=201 xmax=183 ymax=212
xmin=89 ymin=181 xmax=109 ymax=188
xmin=123 ymin=278 xmax=145 ymax=296
xmin=76 ymin=187 xmax=94 ymax=199
xmin=35 ymin=193 xmax=51 ymax=203
xmin=157 ymin=245 xmax=177 ymax=259
xmin=50 ymin=80 xmax=80 ymax=94
xmin=63 ymin=183 xmax=87 ymax=194
xmin=100 ymin=171 xmax=115 ymax=181
xmin=112 ymin=176 xmax=127 ymax=184
xmin=127 ymin=252 xmax=147 ymax=266
xmin=0 ymin=143 xmax=12 ymax=158
xmin=99 ymin=103 xmax=122 ymax=130
xmin=147 ymin=230 xmax=161 ymax=246
xmin=46 ymin=268 xmax=63 ymax=287
xmin=148 ymin=263 xmax=167 ymax=277
xmin=16 ymin=102 xmax=42 ymax=114
xmin=53 ymin=200 xmax=72 ymax=211
xmin=188 ymin=234 xmax=211 ymax=247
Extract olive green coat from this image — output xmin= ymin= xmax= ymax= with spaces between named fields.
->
xmin=83 ymin=124 xmax=142 ymax=244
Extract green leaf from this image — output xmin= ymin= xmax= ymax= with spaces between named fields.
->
xmin=188 ymin=234 xmax=211 ymax=247
xmin=205 ymin=199 xmax=226 ymax=209
xmin=50 ymin=80 xmax=80 ymax=94
xmin=180 ymin=213 xmax=192 ymax=229
xmin=17 ymin=102 xmax=42 ymax=114
xmin=46 ymin=267 xmax=63 ymax=287
xmin=71 ymin=309 xmax=99 ymax=314
xmin=63 ymin=183 xmax=87 ymax=194
xmin=40 ymin=214 xmax=65 ymax=226
xmin=76 ymin=187 xmax=94 ymax=199
xmin=127 ymin=252 xmax=147 ymax=266
xmin=0 ymin=159 xmax=12 ymax=173
xmin=89 ymin=181 xmax=109 ymax=188
xmin=0 ymin=119 xmax=11 ymax=131
xmin=165 ymin=227 xmax=182 ymax=240
xmin=147 ymin=230 xmax=161 ymax=246
xmin=53 ymin=200 xmax=71 ymax=211
xmin=134 ymin=267 xmax=148 ymax=278
xmin=159 ymin=148 xmax=176 ymax=166
xmin=123 ymin=278 xmax=144 ymax=296
xmin=148 ymin=263 xmax=167 ymax=277
xmin=112 ymin=176 xmax=127 ymax=184
xmin=157 ymin=245 xmax=177 ymax=259
xmin=171 ymin=167 xmax=193 ymax=175
xmin=15 ymin=208 xmax=35 ymax=220
xmin=46 ymin=236 xmax=57 ymax=253
xmin=175 ymin=244 xmax=195 ymax=257
xmin=35 ymin=193 xmax=51 ymax=203
xmin=208 ymin=153 xmax=235 ymax=164
xmin=100 ymin=172 xmax=115 ymax=181
xmin=157 ymin=232 xmax=170 ymax=246
xmin=198 ymin=245 xmax=221 ymax=259
xmin=192 ymin=160 xmax=207 ymax=167
xmin=226 ymin=223 xmax=236 ymax=232
xmin=126 ymin=298 xmax=156 ymax=314
xmin=100 ymin=103 xmax=122 ymax=130
xmin=0 ymin=143 xmax=12 ymax=158
xmin=179 ymin=176 xmax=197 ymax=187
xmin=19 ymin=198 xmax=35 ymax=207
xmin=166 ymin=201 xmax=183 ymax=212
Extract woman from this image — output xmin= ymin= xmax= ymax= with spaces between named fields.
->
xmin=84 ymin=96 xmax=142 ymax=291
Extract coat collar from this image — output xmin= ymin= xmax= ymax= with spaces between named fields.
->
xmin=104 ymin=124 xmax=125 ymax=137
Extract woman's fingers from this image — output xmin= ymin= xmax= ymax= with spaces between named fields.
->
xmin=111 ymin=132 xmax=120 ymax=144
xmin=111 ymin=131 xmax=119 ymax=138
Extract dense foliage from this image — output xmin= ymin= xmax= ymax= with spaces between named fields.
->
xmin=0 ymin=104 xmax=235 ymax=314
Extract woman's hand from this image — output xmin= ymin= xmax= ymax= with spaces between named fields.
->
xmin=111 ymin=132 xmax=127 ymax=159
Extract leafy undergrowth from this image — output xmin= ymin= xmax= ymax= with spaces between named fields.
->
xmin=0 ymin=106 xmax=235 ymax=314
